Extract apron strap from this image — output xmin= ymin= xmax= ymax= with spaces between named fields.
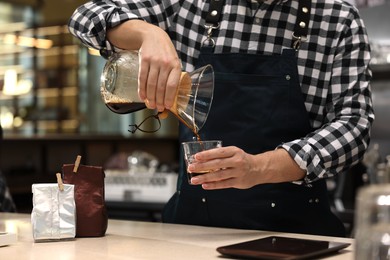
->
xmin=205 ymin=0 xmax=225 ymax=25
xmin=292 ymin=0 xmax=312 ymax=50
xmin=203 ymin=0 xmax=225 ymax=47
xmin=204 ymin=0 xmax=311 ymax=50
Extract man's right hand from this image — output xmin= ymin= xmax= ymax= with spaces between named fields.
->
xmin=107 ymin=20 xmax=182 ymax=112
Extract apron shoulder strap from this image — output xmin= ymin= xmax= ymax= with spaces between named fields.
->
xmin=292 ymin=0 xmax=312 ymax=50
xmin=203 ymin=0 xmax=225 ymax=47
xmin=205 ymin=0 xmax=225 ymax=26
xmin=204 ymin=0 xmax=311 ymax=50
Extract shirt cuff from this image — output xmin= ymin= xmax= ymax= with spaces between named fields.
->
xmin=277 ymin=143 xmax=313 ymax=187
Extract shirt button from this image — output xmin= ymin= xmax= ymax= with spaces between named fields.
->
xmin=202 ymin=198 xmax=206 ymax=203
xmin=286 ymin=75 xmax=291 ymax=80
xmin=309 ymin=199 xmax=313 ymax=203
xmin=315 ymin=198 xmax=320 ymax=203
xmin=271 ymin=202 xmax=276 ymax=207
xmin=255 ymin=17 xmax=261 ymax=24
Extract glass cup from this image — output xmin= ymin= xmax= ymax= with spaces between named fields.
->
xmin=355 ymin=184 xmax=390 ymax=260
xmin=182 ymin=140 xmax=222 ymax=184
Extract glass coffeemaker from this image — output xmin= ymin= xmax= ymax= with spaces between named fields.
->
xmin=100 ymin=50 xmax=214 ymax=134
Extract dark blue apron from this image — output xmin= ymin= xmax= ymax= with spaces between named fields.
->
xmin=162 ymin=1 xmax=345 ymax=237
xmin=162 ymin=47 xmax=346 ymax=237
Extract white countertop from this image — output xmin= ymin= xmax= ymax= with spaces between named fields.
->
xmin=0 ymin=213 xmax=354 ymax=259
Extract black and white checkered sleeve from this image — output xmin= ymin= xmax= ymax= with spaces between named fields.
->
xmin=68 ymin=0 xmax=179 ymax=57
xmin=281 ymin=7 xmax=374 ymax=184
xmin=68 ymin=1 xmax=144 ymax=55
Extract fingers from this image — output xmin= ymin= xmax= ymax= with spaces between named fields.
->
xmin=188 ymin=147 xmax=255 ymax=189
xmin=188 ymin=147 xmax=233 ymax=174
xmin=191 ymin=168 xmax=230 ymax=184
xmin=164 ymin=69 xmax=181 ymax=109
xmin=138 ymin=54 xmax=181 ymax=112
xmin=138 ymin=57 xmax=149 ymax=105
xmin=146 ymin=66 xmax=159 ymax=109
xmin=193 ymin=147 xmax=233 ymax=162
xmin=154 ymin=66 xmax=181 ymax=111
xmin=155 ymin=69 xmax=167 ymax=111
xmin=201 ymin=179 xmax=236 ymax=190
xmin=190 ymin=169 xmax=243 ymax=190
xmin=190 ymin=168 xmax=249 ymax=190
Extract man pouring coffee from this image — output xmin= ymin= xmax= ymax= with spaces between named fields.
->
xmin=68 ymin=0 xmax=374 ymax=237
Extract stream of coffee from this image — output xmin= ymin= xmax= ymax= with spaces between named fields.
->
xmin=186 ymin=132 xmax=208 ymax=181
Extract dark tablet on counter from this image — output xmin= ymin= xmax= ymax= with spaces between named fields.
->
xmin=216 ymin=236 xmax=350 ymax=260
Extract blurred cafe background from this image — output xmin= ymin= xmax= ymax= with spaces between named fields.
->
xmin=0 ymin=0 xmax=390 ymax=237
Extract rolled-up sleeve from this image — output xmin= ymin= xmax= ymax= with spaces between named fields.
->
xmin=281 ymin=10 xmax=374 ymax=185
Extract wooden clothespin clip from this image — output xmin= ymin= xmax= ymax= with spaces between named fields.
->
xmin=73 ymin=155 xmax=82 ymax=173
xmin=56 ymin=173 xmax=64 ymax=191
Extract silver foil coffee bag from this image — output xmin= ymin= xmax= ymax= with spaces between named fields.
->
xmin=31 ymin=183 xmax=76 ymax=241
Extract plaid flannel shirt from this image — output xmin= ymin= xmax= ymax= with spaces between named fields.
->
xmin=68 ymin=0 xmax=374 ymax=184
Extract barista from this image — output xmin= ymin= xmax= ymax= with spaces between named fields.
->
xmin=68 ymin=0 xmax=374 ymax=237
